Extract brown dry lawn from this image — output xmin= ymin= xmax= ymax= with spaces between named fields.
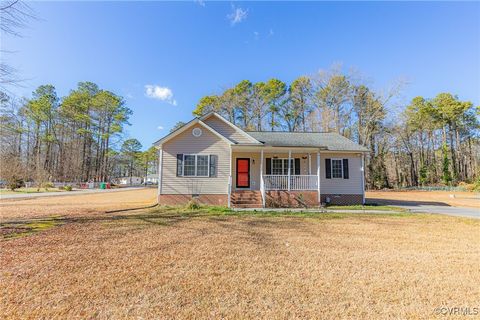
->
xmin=367 ymin=190 xmax=480 ymax=208
xmin=0 ymin=188 xmax=158 ymax=221
xmin=1 ymin=199 xmax=479 ymax=319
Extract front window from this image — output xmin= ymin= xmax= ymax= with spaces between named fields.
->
xmin=196 ymin=155 xmax=209 ymax=176
xmin=271 ymin=158 xmax=295 ymax=175
xmin=331 ymin=159 xmax=343 ymax=178
xmin=183 ymin=155 xmax=196 ymax=176
xmin=183 ymin=154 xmax=209 ymax=177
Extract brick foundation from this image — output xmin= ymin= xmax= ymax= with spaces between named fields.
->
xmin=266 ymin=191 xmax=318 ymax=208
xmin=265 ymin=191 xmax=363 ymax=207
xmin=159 ymin=194 xmax=228 ymax=206
xmin=160 ymin=192 xmax=363 ymax=207
xmin=321 ymin=194 xmax=363 ymax=205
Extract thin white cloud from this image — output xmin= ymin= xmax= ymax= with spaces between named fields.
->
xmin=145 ymin=85 xmax=177 ymax=105
xmin=254 ymin=31 xmax=259 ymax=40
xmin=157 ymin=125 xmax=164 ymax=130
xmin=227 ymin=5 xmax=247 ymax=26
xmin=269 ymin=28 xmax=274 ymax=36
xmin=194 ymin=0 xmax=205 ymax=7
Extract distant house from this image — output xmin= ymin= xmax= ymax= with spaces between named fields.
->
xmin=145 ymin=174 xmax=158 ymax=184
xmin=116 ymin=176 xmax=143 ymax=186
xmin=154 ymin=112 xmax=368 ymax=208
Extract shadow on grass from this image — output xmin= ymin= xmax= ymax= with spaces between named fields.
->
xmin=1 ymin=205 xmax=416 ymax=240
xmin=366 ymin=198 xmax=451 ymax=207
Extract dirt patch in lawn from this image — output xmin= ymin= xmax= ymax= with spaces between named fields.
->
xmin=1 ymin=209 xmax=479 ymax=319
xmin=366 ymin=190 xmax=479 ymax=208
xmin=0 ymin=188 xmax=157 ymax=222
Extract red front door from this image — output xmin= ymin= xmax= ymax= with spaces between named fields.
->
xmin=236 ymin=158 xmax=250 ymax=188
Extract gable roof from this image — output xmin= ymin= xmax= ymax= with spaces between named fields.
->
xmin=153 ymin=118 xmax=234 ymax=147
xmin=200 ymin=112 xmax=261 ymax=144
xmin=246 ymin=131 xmax=369 ymax=152
xmin=153 ymin=113 xmax=368 ymax=152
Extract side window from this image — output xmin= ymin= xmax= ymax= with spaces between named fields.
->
xmin=331 ymin=159 xmax=343 ymax=178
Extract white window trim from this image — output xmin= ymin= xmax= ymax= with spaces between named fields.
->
xmin=331 ymin=158 xmax=343 ymax=179
xmin=270 ymin=158 xmax=296 ymax=175
xmin=182 ymin=154 xmax=210 ymax=177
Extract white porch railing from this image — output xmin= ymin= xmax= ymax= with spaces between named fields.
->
xmin=263 ymin=175 xmax=318 ymax=191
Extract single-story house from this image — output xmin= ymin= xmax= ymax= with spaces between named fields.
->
xmin=145 ymin=174 xmax=159 ymax=184
xmin=154 ymin=112 xmax=369 ymax=208
xmin=115 ymin=176 xmax=143 ymax=186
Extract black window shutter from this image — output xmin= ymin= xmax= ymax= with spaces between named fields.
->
xmin=176 ymin=154 xmax=183 ymax=176
xmin=266 ymin=158 xmax=271 ymax=175
xmin=209 ymin=155 xmax=217 ymax=177
xmin=294 ymin=158 xmax=300 ymax=175
xmin=343 ymin=159 xmax=349 ymax=179
xmin=325 ymin=158 xmax=331 ymax=179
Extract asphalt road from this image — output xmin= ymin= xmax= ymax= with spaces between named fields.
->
xmin=0 ymin=187 xmax=149 ymax=200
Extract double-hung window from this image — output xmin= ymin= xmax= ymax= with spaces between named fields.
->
xmin=331 ymin=159 xmax=343 ymax=178
xmin=271 ymin=158 xmax=295 ymax=175
xmin=183 ymin=154 xmax=209 ymax=177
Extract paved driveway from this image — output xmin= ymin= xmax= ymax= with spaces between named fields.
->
xmin=398 ymin=205 xmax=479 ymax=219
xmin=367 ymin=195 xmax=479 ymax=219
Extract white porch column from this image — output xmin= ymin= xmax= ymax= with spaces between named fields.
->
xmin=308 ymin=153 xmax=312 ymax=175
xmin=260 ymin=149 xmax=265 ymax=208
xmin=157 ymin=148 xmax=163 ymax=202
xmin=317 ymin=151 xmax=321 ymax=205
xmin=260 ymin=149 xmax=264 ymax=180
xmin=228 ymin=147 xmax=233 ymax=208
xmin=287 ymin=149 xmax=291 ymax=191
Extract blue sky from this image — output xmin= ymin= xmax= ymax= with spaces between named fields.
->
xmin=4 ymin=1 xmax=479 ymax=149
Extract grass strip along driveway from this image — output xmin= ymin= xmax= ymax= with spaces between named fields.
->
xmin=1 ymin=205 xmax=479 ymax=319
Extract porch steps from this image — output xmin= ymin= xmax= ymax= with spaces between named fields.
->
xmin=231 ymin=191 xmax=262 ymax=208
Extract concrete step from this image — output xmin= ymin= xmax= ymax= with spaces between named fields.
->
xmin=232 ymin=200 xmax=262 ymax=205
xmin=233 ymin=204 xmax=263 ymax=208
xmin=232 ymin=196 xmax=261 ymax=200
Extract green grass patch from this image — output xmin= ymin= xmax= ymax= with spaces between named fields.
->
xmin=147 ymin=205 xmax=414 ymax=221
xmin=0 ymin=187 xmax=66 ymax=195
xmin=1 ymin=217 xmax=63 ymax=239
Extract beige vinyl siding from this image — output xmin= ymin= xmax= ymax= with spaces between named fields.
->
xmin=203 ymin=116 xmax=255 ymax=144
xmin=161 ymin=123 xmax=230 ymax=194
xmin=320 ymin=152 xmax=363 ymax=194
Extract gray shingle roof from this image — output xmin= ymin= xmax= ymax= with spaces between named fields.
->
xmin=246 ymin=131 xmax=369 ymax=152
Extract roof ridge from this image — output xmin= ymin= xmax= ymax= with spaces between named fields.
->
xmin=246 ymin=131 xmax=333 ymax=134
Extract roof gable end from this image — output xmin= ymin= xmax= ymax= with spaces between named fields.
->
xmin=201 ymin=112 xmax=261 ymax=144
xmin=154 ymin=118 xmax=234 ymax=148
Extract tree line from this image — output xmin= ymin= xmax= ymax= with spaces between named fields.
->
xmin=0 ymin=83 xmax=158 ymax=188
xmin=192 ymin=67 xmax=479 ymax=189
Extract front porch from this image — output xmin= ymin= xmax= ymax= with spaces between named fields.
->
xmin=228 ymin=147 xmax=322 ymax=208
